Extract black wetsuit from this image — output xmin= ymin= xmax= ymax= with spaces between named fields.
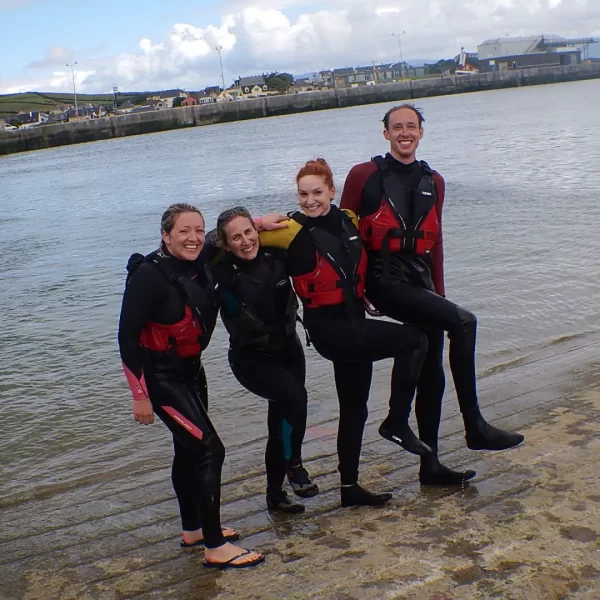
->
xmin=118 ymin=249 xmax=226 ymax=548
xmin=279 ymin=206 xmax=427 ymax=486
xmin=212 ymin=248 xmax=308 ymax=494
xmin=341 ymin=155 xmax=478 ymax=450
xmin=341 ymin=155 xmax=523 ymax=463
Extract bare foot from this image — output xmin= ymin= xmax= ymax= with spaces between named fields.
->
xmin=181 ymin=526 xmax=238 ymax=546
xmin=204 ymin=542 xmax=264 ymax=567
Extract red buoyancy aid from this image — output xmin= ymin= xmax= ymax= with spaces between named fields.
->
xmin=359 ymin=156 xmax=440 ymax=256
xmin=289 ymin=210 xmax=367 ymax=309
xmin=139 ymin=305 xmax=203 ymax=358
xmin=126 ymin=249 xmax=219 ymax=358
xmin=293 ymin=249 xmax=367 ymax=308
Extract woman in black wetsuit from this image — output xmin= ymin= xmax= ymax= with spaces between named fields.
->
xmin=118 ymin=203 xmax=264 ymax=569
xmin=261 ymin=159 xmax=430 ymax=507
xmin=210 ymin=207 xmax=318 ymax=513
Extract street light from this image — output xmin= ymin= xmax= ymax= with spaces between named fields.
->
xmin=391 ymin=31 xmax=406 ymax=79
xmin=214 ymin=46 xmax=226 ymax=92
xmin=66 ymin=61 xmax=79 ymax=117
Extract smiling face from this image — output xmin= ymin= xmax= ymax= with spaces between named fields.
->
xmin=223 ymin=215 xmax=260 ymax=260
xmin=297 ymin=174 xmax=335 ymax=217
xmin=383 ymin=107 xmax=423 ymax=164
xmin=161 ymin=211 xmax=205 ymax=261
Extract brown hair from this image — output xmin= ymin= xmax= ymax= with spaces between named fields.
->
xmin=216 ymin=206 xmax=256 ymax=247
xmin=161 ymin=203 xmax=204 ymax=234
xmin=296 ymin=157 xmax=335 ymax=189
xmin=382 ymin=103 xmax=425 ymax=129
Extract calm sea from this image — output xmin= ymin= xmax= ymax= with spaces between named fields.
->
xmin=1 ymin=79 xmax=599 ymax=507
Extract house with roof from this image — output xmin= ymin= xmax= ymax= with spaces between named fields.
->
xmin=181 ymin=95 xmax=198 ymax=107
xmin=204 ymin=86 xmax=222 ymax=99
xmin=147 ymin=89 xmax=188 ymax=108
xmin=233 ymin=75 xmax=271 ymax=98
xmin=46 ymin=112 xmax=68 ymax=124
xmin=318 ymin=70 xmax=335 ymax=88
xmin=477 ymin=35 xmax=587 ymax=72
xmin=16 ymin=111 xmax=49 ymax=128
xmin=291 ymin=79 xmax=322 ymax=93
xmin=117 ymin=101 xmax=136 ymax=113
xmin=195 ymin=91 xmax=215 ymax=105
xmin=146 ymin=99 xmax=166 ymax=110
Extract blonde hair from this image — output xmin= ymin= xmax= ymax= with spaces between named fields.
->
xmin=160 ymin=203 xmax=204 ymax=234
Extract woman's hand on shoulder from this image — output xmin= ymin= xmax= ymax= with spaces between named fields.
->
xmin=133 ymin=398 xmax=154 ymax=425
xmin=257 ymin=213 xmax=289 ymax=231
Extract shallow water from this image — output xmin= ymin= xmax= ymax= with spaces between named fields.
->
xmin=1 ymin=78 xmax=599 ymax=506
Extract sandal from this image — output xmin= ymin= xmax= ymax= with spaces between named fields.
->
xmin=180 ymin=526 xmax=240 ymax=548
xmin=203 ymin=549 xmax=265 ymax=570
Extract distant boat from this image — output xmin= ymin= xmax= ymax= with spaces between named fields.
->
xmin=456 ymin=46 xmax=480 ymax=76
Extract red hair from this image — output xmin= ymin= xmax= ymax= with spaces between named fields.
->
xmin=296 ymin=158 xmax=335 ymax=189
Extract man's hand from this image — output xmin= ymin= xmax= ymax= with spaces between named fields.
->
xmin=258 ymin=213 xmax=289 ymax=231
xmin=364 ymin=297 xmax=383 ymax=317
xmin=133 ymin=398 xmax=154 ymax=425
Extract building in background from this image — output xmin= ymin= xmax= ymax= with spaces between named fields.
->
xmin=233 ymin=76 xmax=271 ymax=98
xmin=477 ymin=35 xmax=597 ymax=72
xmin=146 ymin=90 xmax=187 ymax=108
xmin=328 ymin=63 xmax=425 ymax=88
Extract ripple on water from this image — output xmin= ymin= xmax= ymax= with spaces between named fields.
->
xmin=1 ymin=79 xmax=599 ymax=505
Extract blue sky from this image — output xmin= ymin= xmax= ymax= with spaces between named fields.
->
xmin=2 ymin=0 xmax=223 ymax=76
xmin=1 ymin=0 xmax=599 ymax=94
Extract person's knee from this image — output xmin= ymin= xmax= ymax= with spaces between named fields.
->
xmin=452 ymin=306 xmax=477 ymax=336
xmin=205 ymin=432 xmax=225 ymax=466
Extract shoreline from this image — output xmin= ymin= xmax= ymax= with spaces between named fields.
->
xmin=2 ymin=62 xmax=600 ymax=157
xmin=1 ymin=329 xmax=599 ymax=599
xmin=1 ymin=327 xmax=595 ymax=511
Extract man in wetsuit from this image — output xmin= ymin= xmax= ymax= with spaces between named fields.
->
xmin=340 ymin=104 xmax=524 ymax=486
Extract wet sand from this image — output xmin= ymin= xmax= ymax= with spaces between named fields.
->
xmin=1 ymin=332 xmax=599 ymax=600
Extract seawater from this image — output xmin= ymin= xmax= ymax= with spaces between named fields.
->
xmin=1 ymin=78 xmax=599 ymax=507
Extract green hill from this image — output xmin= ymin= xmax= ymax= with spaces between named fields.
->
xmin=0 ymin=91 xmax=148 ymax=116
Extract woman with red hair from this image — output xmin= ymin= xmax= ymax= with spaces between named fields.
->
xmin=260 ymin=159 xmax=430 ymax=507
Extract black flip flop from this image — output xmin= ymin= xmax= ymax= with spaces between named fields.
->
xmin=180 ymin=527 xmax=240 ymax=548
xmin=203 ymin=549 xmax=265 ymax=570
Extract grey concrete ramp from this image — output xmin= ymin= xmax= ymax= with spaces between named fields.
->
xmin=1 ymin=332 xmax=599 ymax=599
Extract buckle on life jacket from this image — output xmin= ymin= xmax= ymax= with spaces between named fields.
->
xmin=387 ymin=226 xmax=425 ymax=252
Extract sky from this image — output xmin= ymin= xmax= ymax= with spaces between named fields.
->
xmin=1 ymin=0 xmax=599 ymax=95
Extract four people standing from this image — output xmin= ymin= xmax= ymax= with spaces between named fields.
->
xmin=118 ymin=105 xmax=525 ymax=570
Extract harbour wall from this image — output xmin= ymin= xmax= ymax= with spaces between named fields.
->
xmin=2 ymin=62 xmax=600 ymax=156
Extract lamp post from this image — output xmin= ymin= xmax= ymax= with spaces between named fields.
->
xmin=214 ymin=45 xmax=226 ymax=92
xmin=391 ymin=31 xmax=406 ymax=79
xmin=66 ymin=61 xmax=79 ymax=117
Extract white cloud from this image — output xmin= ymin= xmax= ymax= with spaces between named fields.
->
xmin=1 ymin=68 xmax=95 ymax=95
xmin=28 ymin=45 xmax=73 ymax=68
xmin=2 ymin=0 xmax=599 ymax=94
